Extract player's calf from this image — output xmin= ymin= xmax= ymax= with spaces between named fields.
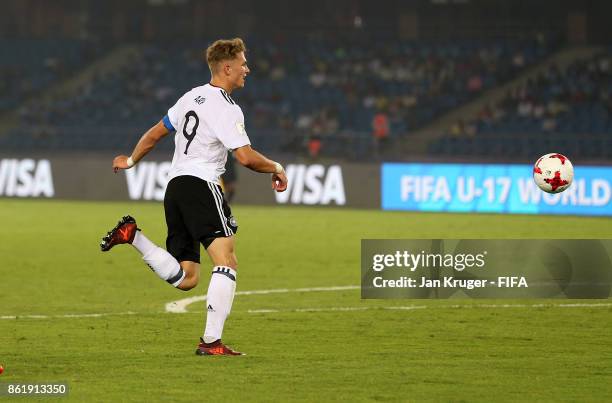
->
xmin=176 ymin=262 xmax=200 ymax=291
xmin=100 ymin=215 xmax=186 ymax=288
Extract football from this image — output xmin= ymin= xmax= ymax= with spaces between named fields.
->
xmin=533 ymin=153 xmax=574 ymax=193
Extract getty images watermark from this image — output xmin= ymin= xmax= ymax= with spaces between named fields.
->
xmin=361 ymin=240 xmax=612 ymax=299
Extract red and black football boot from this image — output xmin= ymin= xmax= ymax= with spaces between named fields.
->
xmin=100 ymin=215 xmax=139 ymax=252
xmin=195 ymin=338 xmax=244 ymax=356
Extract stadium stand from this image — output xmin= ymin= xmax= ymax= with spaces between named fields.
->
xmin=0 ymin=39 xmax=106 ymax=112
xmin=430 ymin=51 xmax=612 ymax=159
xmin=2 ymin=37 xmax=553 ymax=157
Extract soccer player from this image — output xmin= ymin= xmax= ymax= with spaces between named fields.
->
xmin=100 ymin=38 xmax=288 ymax=356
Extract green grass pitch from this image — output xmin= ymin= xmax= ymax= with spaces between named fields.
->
xmin=0 ymin=199 xmax=611 ymax=402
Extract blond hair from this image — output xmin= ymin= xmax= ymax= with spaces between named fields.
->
xmin=206 ymin=38 xmax=246 ymax=74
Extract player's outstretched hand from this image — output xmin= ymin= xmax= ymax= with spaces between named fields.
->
xmin=272 ymin=172 xmax=288 ymax=192
xmin=112 ymin=155 xmax=131 ymax=173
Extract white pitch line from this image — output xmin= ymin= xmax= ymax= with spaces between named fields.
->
xmin=165 ymin=283 xmax=612 ymax=314
xmin=385 ymin=306 xmax=428 ymax=310
xmin=165 ymin=285 xmax=360 ymax=313
xmin=2 ymin=286 xmax=611 ymax=320
xmin=247 ymin=306 xmax=427 ymax=314
xmin=295 ymin=306 xmax=370 ymax=312
xmin=246 ymin=303 xmax=612 ymax=315
xmin=557 ymin=303 xmax=612 ymax=307
xmin=0 ymin=311 xmax=138 ymax=320
xmin=2 ymin=303 xmax=611 ymax=320
xmin=248 ymin=309 xmax=280 ymax=313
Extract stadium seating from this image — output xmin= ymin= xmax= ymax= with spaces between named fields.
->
xmin=430 ymin=51 xmax=612 ymax=159
xmin=3 ymin=37 xmax=553 ymax=157
xmin=0 ymin=39 xmax=104 ymax=112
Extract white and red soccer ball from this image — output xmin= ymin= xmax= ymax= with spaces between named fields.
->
xmin=533 ymin=153 xmax=574 ymax=193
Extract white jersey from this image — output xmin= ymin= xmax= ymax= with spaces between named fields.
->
xmin=165 ymin=83 xmax=250 ymax=184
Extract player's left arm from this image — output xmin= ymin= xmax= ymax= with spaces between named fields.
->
xmin=233 ymin=145 xmax=288 ymax=192
xmin=112 ymin=120 xmax=171 ymax=172
xmin=216 ymin=106 xmax=288 ymax=192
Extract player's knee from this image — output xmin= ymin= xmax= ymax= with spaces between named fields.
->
xmin=220 ymin=253 xmax=237 ymax=270
xmin=210 ymin=251 xmax=237 ymax=269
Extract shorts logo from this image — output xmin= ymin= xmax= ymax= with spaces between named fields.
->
xmin=228 ymin=216 xmax=238 ymax=228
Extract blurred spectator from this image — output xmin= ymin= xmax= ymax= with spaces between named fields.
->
xmin=307 ymin=136 xmax=322 ymax=159
xmin=467 ymin=75 xmax=483 ymax=92
xmin=372 ymin=109 xmax=390 ymax=154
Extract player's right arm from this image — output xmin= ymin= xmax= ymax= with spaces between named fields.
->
xmin=112 ymin=120 xmax=171 ymax=173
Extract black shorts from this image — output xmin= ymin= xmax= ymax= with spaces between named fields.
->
xmin=164 ymin=175 xmax=238 ymax=263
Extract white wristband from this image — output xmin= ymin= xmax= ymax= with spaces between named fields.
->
xmin=126 ymin=157 xmax=135 ymax=168
xmin=273 ymin=162 xmax=284 ymax=174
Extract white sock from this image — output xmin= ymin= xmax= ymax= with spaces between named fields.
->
xmin=131 ymin=231 xmax=185 ymax=287
xmin=203 ymin=266 xmax=237 ymax=343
